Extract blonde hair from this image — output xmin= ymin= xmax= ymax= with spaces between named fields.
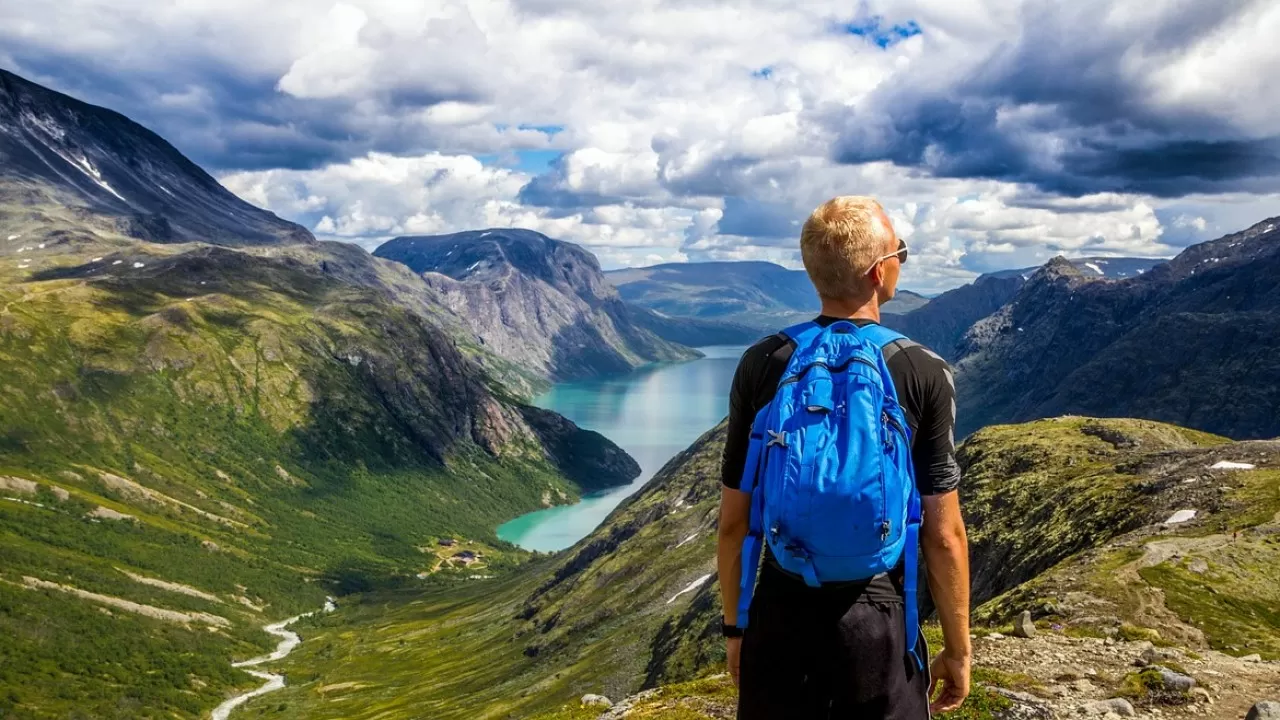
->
xmin=799 ymin=196 xmax=894 ymax=301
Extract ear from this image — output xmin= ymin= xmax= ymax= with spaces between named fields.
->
xmin=866 ymin=260 xmax=885 ymax=288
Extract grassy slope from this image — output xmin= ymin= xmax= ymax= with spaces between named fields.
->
xmin=0 ymin=239 xmax=630 ymax=719
xmin=965 ymin=421 xmax=1280 ymax=660
xmin=263 ymin=417 xmax=1280 ymax=720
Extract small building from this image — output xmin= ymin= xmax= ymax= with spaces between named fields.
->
xmin=454 ymin=550 xmax=477 ymax=561
xmin=438 ymin=538 xmax=457 ymax=547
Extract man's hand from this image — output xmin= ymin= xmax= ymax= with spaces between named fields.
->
xmin=726 ymin=637 xmax=743 ymax=687
xmin=928 ymin=648 xmax=971 ymax=713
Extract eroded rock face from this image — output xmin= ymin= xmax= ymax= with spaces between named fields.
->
xmin=374 ymin=229 xmax=700 ymax=382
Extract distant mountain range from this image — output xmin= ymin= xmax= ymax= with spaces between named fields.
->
xmin=605 ymin=260 xmax=931 ymax=327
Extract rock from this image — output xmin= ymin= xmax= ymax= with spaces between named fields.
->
xmin=1139 ymin=646 xmax=1180 ymax=666
xmin=988 ymin=632 xmax=1006 ymax=640
xmin=581 ymin=694 xmax=613 ymax=709
xmin=1081 ymin=699 xmax=1136 ymax=717
xmin=1241 ymin=654 xmax=1263 ymax=663
xmin=1188 ymin=558 xmax=1209 ymax=574
xmin=1189 ymin=688 xmax=1212 ymax=704
xmin=87 ymin=506 xmax=136 ymax=521
xmin=1247 ymin=702 xmax=1280 ymax=720
xmin=1073 ymin=679 xmax=1095 ymax=692
xmin=1148 ymin=666 xmax=1196 ymax=691
xmin=1013 ymin=611 xmax=1038 ymax=638
xmin=1129 ymin=641 xmax=1154 ymax=656
xmin=988 ymin=688 xmax=1052 ymax=719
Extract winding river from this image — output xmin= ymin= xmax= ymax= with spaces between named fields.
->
xmin=211 ymin=599 xmax=336 ymax=720
xmin=497 ymin=345 xmax=746 ymax=552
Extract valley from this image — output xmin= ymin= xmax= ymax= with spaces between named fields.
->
xmin=2 ymin=63 xmax=1279 ymax=720
xmin=258 ymin=416 xmax=1280 ymax=720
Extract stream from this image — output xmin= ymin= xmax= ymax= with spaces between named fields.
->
xmin=210 ymin=598 xmax=336 ymax=720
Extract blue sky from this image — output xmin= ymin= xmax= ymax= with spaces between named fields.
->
xmin=2 ymin=0 xmax=1278 ymax=293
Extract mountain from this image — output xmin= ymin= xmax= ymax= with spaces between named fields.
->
xmin=262 ymin=416 xmax=1280 ymax=719
xmin=881 ymin=272 xmax=1027 ymax=362
xmin=954 ymin=218 xmax=1280 ymax=440
xmin=880 ymin=257 xmax=1166 ymax=363
xmin=374 ymin=230 xmax=703 ymax=382
xmin=0 ymin=73 xmax=642 ymax=719
xmin=0 ymin=68 xmax=313 ymax=246
xmin=984 ymin=256 xmax=1164 ymax=282
xmin=606 ymin=260 xmax=930 ymax=329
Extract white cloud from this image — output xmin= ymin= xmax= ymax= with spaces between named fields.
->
xmin=5 ymin=0 xmax=1280 ymax=293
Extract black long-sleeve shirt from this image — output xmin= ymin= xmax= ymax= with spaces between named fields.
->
xmin=721 ymin=316 xmax=962 ymax=599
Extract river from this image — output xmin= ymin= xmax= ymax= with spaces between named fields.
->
xmin=496 ymin=345 xmax=746 ymax=552
xmin=211 ymin=599 xmax=336 ymax=720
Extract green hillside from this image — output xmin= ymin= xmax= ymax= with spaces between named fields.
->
xmin=0 ymin=241 xmax=637 ymax=719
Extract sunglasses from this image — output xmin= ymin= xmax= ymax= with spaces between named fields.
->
xmin=864 ymin=238 xmax=908 ymax=276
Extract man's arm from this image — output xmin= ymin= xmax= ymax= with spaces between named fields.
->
xmin=895 ymin=345 xmax=970 ymax=711
xmin=922 ymin=490 xmax=971 ymax=711
xmin=717 ymin=340 xmax=772 ymax=687
xmin=718 ymin=487 xmax=751 ymax=627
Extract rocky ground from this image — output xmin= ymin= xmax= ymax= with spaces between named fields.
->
xmin=555 ymin=631 xmax=1280 ymax=720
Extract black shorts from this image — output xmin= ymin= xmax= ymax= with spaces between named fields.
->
xmin=738 ymin=564 xmax=931 ymax=720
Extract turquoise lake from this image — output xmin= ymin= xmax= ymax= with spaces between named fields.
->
xmin=496 ymin=345 xmax=747 ymax=552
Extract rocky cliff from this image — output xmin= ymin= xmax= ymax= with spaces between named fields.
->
xmin=374 ymin=229 xmax=702 ymax=382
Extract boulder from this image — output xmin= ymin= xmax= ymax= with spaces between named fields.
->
xmin=1013 ymin=611 xmax=1038 ymax=638
xmin=1241 ymin=654 xmax=1263 ymax=663
xmin=1138 ymin=646 xmax=1180 ymax=666
xmin=581 ymin=694 xmax=613 ymax=709
xmin=1148 ymin=665 xmax=1196 ymax=692
xmin=1247 ymin=702 xmax=1280 ymax=720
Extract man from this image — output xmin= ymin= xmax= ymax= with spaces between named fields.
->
xmin=717 ymin=196 xmax=971 ymax=718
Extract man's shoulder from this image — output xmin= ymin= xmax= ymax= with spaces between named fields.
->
xmin=884 ymin=336 xmax=953 ymax=377
xmin=741 ymin=330 xmax=792 ymax=364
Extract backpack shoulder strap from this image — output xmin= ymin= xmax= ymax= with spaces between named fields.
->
xmin=778 ymin=320 xmax=824 ymax=347
xmin=857 ymin=322 xmax=907 ymax=349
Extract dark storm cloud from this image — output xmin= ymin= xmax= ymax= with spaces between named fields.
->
xmin=831 ymin=0 xmax=1280 ymax=197
xmin=4 ymin=45 xmax=477 ymax=172
xmin=715 ymin=196 xmax=800 ymax=238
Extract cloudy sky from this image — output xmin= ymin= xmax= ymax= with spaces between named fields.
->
xmin=4 ymin=0 xmax=1279 ymax=292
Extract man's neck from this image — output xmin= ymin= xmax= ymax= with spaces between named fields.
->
xmin=818 ymin=297 xmax=881 ymax=323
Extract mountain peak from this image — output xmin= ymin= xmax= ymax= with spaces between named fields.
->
xmin=375 ymin=228 xmax=603 ymax=291
xmin=0 ymin=67 xmax=313 ymax=246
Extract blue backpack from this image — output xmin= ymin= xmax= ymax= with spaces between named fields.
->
xmin=736 ymin=319 xmax=924 ymax=671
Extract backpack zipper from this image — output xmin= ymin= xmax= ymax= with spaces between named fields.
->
xmin=880 ymin=410 xmax=908 ymax=542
